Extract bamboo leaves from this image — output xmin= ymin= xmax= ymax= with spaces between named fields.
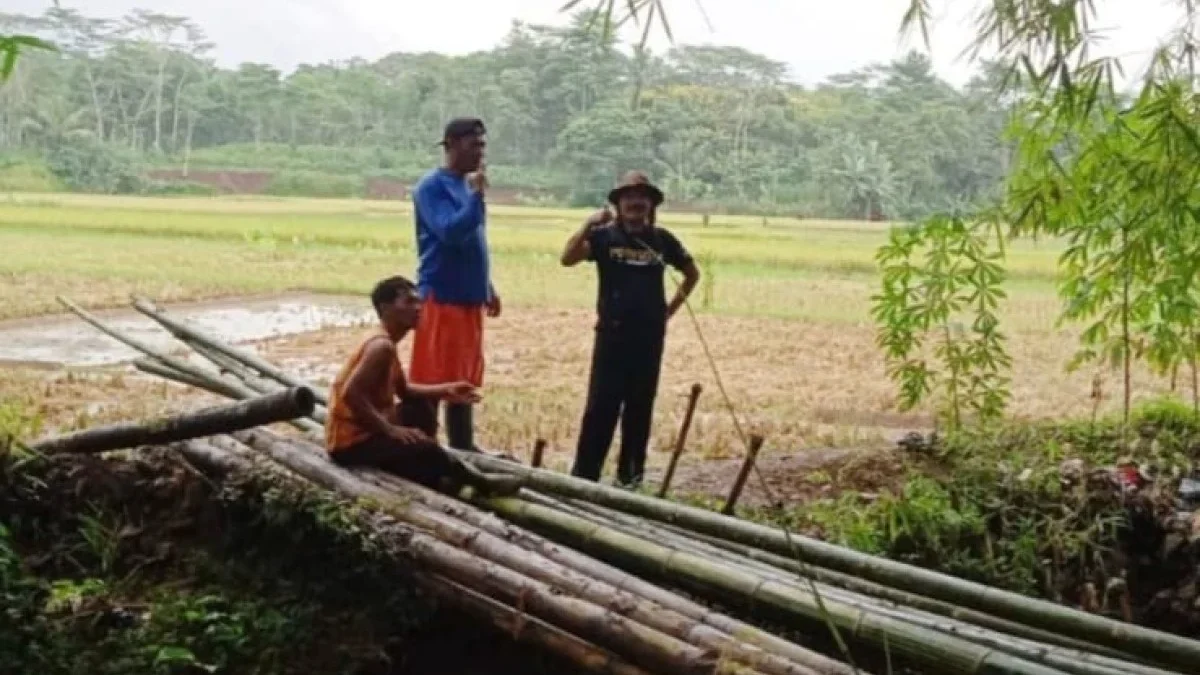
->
xmin=0 ymin=34 xmax=55 ymax=80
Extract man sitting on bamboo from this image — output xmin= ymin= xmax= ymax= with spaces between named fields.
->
xmin=324 ymin=275 xmax=521 ymax=496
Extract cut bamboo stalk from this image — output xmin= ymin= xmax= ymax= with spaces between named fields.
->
xmin=29 ymin=387 xmax=315 ymax=455
xmin=224 ymin=430 xmax=765 ymax=675
xmin=481 ymin=496 xmax=1069 ymax=675
xmin=131 ymin=297 xmax=329 ymax=405
xmin=133 ymin=357 xmax=246 ymax=399
xmin=556 ymin=498 xmax=1123 ymax=663
xmin=133 ymin=358 xmax=325 ymax=436
xmin=58 ymin=296 xmax=262 ymax=400
xmin=56 ymin=296 xmax=328 ymax=435
xmin=172 ymin=438 xmax=256 ymax=475
xmin=169 ymin=440 xmax=656 ymax=675
xmin=188 ymin=343 xmax=294 ymax=398
xmin=659 ymin=383 xmax=702 ymax=499
xmin=722 ymin=434 xmax=763 ymax=514
xmin=347 ymin=468 xmax=857 ymax=675
xmin=268 ymin=430 xmax=1146 ymax=675
xmin=667 ymin=525 xmax=1157 ymax=667
xmin=231 ymin=431 xmax=813 ymax=675
xmin=539 ymin=496 xmax=1179 ymax=675
xmin=422 ymin=574 xmax=655 ymax=675
xmin=238 ymin=430 xmax=849 ymax=674
xmin=452 ymin=451 xmax=1200 ymax=671
xmin=532 ymin=438 xmax=547 ymax=469
xmin=123 ymin=328 xmax=1197 ymax=672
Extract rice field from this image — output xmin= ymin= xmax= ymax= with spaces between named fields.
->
xmin=0 ymin=192 xmax=1176 ymax=480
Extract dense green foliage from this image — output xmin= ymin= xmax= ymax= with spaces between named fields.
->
xmin=752 ymin=397 xmax=1200 ymax=620
xmin=0 ymin=439 xmax=433 ymax=673
xmin=0 ymin=6 xmax=1013 ymax=216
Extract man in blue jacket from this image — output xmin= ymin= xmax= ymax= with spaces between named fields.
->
xmin=408 ymin=117 xmax=500 ymax=452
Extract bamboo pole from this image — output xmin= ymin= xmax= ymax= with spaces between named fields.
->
xmin=55 ymin=296 xmax=330 ymax=436
xmin=659 ymin=383 xmax=702 ymax=499
xmin=452 ymin=451 xmax=1200 ymax=671
xmin=188 ymin=343 xmax=296 ymax=399
xmin=29 ymin=387 xmax=315 ymax=455
xmin=666 ymin=525 xmax=1159 ymax=667
xmin=133 ymin=357 xmax=246 ymax=399
xmin=422 ymin=574 xmax=655 ymax=675
xmin=119 ymin=326 xmax=1190 ymax=667
xmin=131 ymin=297 xmax=329 ymax=405
xmin=722 ymin=434 xmax=763 ymax=514
xmin=132 ymin=358 xmax=325 ymax=436
xmin=58 ymin=296 xmax=262 ymax=400
xmin=554 ymin=497 xmax=1125 ymax=662
xmin=168 ymin=440 xmax=656 ymax=675
xmin=349 ymin=470 xmax=856 ymax=675
xmin=481 ymin=496 xmax=1070 ymax=675
xmin=231 ymin=430 xmax=813 ymax=675
xmin=534 ymin=496 xmax=1180 ymax=675
xmin=265 ymin=430 xmax=857 ymax=674
xmin=224 ymin=430 xmax=769 ymax=675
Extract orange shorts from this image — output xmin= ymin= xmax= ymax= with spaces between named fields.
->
xmin=408 ymin=294 xmax=485 ymax=388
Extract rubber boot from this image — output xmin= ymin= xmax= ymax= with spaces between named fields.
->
xmin=451 ymin=458 xmax=522 ymax=497
xmin=445 ymin=403 xmax=475 ymax=451
xmin=446 ymin=402 xmax=524 ymax=464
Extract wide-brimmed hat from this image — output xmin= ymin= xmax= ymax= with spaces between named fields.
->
xmin=607 ymin=170 xmax=664 ymax=207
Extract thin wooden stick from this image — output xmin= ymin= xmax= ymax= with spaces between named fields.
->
xmin=657 ymin=383 xmax=702 ymax=499
xmin=531 ymin=438 xmax=547 ymax=469
xmin=721 ymin=434 xmax=764 ymax=515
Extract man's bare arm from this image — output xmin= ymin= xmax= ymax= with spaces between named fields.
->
xmin=344 ymin=340 xmax=418 ymax=440
xmin=667 ymin=260 xmax=701 ymax=319
xmin=405 ymin=382 xmax=448 ymax=398
xmin=561 ymin=209 xmax=611 ymax=266
xmin=560 ymin=221 xmax=593 ymax=267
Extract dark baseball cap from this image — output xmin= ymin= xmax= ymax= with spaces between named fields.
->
xmin=437 ymin=117 xmax=486 ymax=147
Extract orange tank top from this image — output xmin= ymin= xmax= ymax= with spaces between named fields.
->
xmin=325 ymin=332 xmax=403 ymax=452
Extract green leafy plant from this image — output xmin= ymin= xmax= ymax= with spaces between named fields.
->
xmin=871 ymin=214 xmax=1011 ymax=430
xmin=0 ymin=34 xmax=54 ymax=79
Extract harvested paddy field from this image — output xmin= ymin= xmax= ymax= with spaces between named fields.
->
xmin=0 ymin=192 xmax=1176 ymax=499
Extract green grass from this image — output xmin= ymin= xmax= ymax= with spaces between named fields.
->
xmin=0 ymin=191 xmax=1066 ymax=324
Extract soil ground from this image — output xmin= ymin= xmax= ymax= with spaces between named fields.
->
xmin=1 ymin=293 xmax=1165 ymax=504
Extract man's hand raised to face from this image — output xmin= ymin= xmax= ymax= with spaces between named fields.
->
xmin=586 ymin=207 xmax=613 ymax=229
xmin=466 ymin=165 xmax=489 ymax=194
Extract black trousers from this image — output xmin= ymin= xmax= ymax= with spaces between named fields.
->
xmin=571 ymin=324 xmax=665 ymax=486
xmin=329 ymin=397 xmax=452 ymax=490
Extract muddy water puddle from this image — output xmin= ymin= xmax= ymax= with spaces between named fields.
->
xmin=0 ymin=294 xmax=373 ymax=368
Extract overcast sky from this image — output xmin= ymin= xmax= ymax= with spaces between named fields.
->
xmin=9 ymin=0 xmax=1186 ymax=87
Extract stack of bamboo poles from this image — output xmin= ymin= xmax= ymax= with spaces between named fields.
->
xmin=35 ymin=294 xmax=1200 ymax=675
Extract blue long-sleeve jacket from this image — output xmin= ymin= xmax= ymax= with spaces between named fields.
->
xmin=411 ymin=167 xmax=492 ymax=306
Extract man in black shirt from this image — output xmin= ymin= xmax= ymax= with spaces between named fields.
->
xmin=560 ymin=170 xmax=701 ymax=487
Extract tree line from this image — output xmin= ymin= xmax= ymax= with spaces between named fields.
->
xmin=0 ymin=6 xmax=1015 ymax=218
